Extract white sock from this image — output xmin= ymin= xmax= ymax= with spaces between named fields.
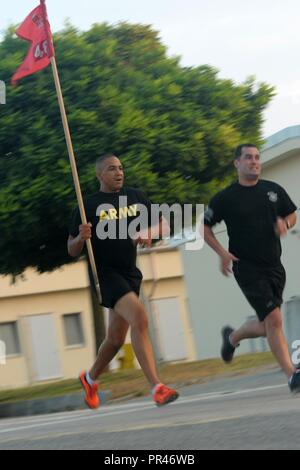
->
xmin=86 ymin=372 xmax=95 ymax=386
xmin=152 ymin=383 xmax=163 ymax=395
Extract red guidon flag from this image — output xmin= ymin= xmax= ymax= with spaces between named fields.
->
xmin=12 ymin=1 xmax=54 ymax=85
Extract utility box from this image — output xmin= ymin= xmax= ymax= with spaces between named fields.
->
xmin=284 ymin=297 xmax=300 ymax=366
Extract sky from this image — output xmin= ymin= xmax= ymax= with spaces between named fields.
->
xmin=1 ymin=0 xmax=300 ymax=138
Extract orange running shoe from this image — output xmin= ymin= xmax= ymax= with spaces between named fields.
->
xmin=153 ymin=384 xmax=179 ymax=406
xmin=79 ymin=372 xmax=100 ymax=409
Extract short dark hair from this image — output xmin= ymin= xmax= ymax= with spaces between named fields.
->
xmin=95 ymin=153 xmax=118 ymax=171
xmin=234 ymin=143 xmax=258 ymax=160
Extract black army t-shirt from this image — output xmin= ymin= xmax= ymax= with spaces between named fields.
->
xmin=69 ymin=187 xmax=154 ymax=271
xmin=204 ymin=180 xmax=297 ymax=267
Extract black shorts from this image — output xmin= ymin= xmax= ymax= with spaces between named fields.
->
xmin=233 ymin=261 xmax=286 ymax=321
xmin=98 ymin=267 xmax=143 ymax=309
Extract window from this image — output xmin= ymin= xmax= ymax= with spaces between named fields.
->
xmin=63 ymin=313 xmax=85 ymax=347
xmin=0 ymin=322 xmax=21 ymax=356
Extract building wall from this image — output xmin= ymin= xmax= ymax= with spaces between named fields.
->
xmin=0 ymin=260 xmax=90 ymax=298
xmin=138 ymin=250 xmax=197 ymax=362
xmin=0 ymin=261 xmax=95 ymax=389
xmin=139 ymin=250 xmax=184 ymax=281
xmin=261 ymin=151 xmax=300 ymax=324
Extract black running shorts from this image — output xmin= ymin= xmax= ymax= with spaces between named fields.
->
xmin=98 ymin=267 xmax=143 ymax=309
xmin=233 ymin=261 xmax=286 ymax=321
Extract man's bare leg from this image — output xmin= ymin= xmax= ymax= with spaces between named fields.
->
xmin=264 ymin=308 xmax=294 ymax=378
xmin=228 ymin=310 xmax=294 ymax=377
xmin=89 ymin=309 xmax=129 ymax=381
xmin=114 ymin=292 xmax=161 ymax=387
xmin=230 ymin=318 xmax=266 ymax=346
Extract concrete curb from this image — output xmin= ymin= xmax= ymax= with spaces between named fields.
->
xmin=0 ymin=391 xmax=111 ymax=419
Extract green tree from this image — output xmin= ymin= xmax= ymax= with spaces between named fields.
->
xmin=0 ymin=22 xmax=275 ymax=278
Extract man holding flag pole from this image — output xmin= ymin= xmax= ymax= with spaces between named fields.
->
xmin=12 ymin=0 xmax=101 ymax=304
xmin=12 ymin=1 xmax=179 ymax=408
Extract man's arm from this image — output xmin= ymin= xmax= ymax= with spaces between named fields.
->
xmin=276 ymin=184 xmax=298 ymax=235
xmin=285 ymin=211 xmax=297 ymax=229
xmin=275 ymin=211 xmax=297 ymax=237
xmin=67 ymin=223 xmax=92 ymax=257
xmin=134 ymin=216 xmax=170 ymax=248
xmin=204 ymin=225 xmax=239 ymax=276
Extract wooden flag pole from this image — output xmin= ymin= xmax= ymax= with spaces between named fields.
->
xmin=12 ymin=2 xmax=101 ymax=303
xmin=50 ymin=56 xmax=102 ymax=304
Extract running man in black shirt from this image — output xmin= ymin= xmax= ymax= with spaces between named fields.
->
xmin=68 ymin=153 xmax=179 ymax=407
xmin=204 ymin=143 xmax=300 ymax=393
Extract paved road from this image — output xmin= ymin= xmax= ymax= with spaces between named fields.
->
xmin=0 ymin=367 xmax=299 ymax=450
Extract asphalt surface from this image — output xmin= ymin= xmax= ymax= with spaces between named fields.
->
xmin=0 ymin=367 xmax=299 ymax=450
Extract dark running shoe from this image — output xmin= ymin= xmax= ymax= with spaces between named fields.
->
xmin=221 ymin=326 xmax=236 ymax=363
xmin=289 ymin=371 xmax=300 ymax=394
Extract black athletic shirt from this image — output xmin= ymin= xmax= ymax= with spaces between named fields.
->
xmin=204 ymin=180 xmax=297 ymax=267
xmin=69 ymin=187 xmax=154 ymax=271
